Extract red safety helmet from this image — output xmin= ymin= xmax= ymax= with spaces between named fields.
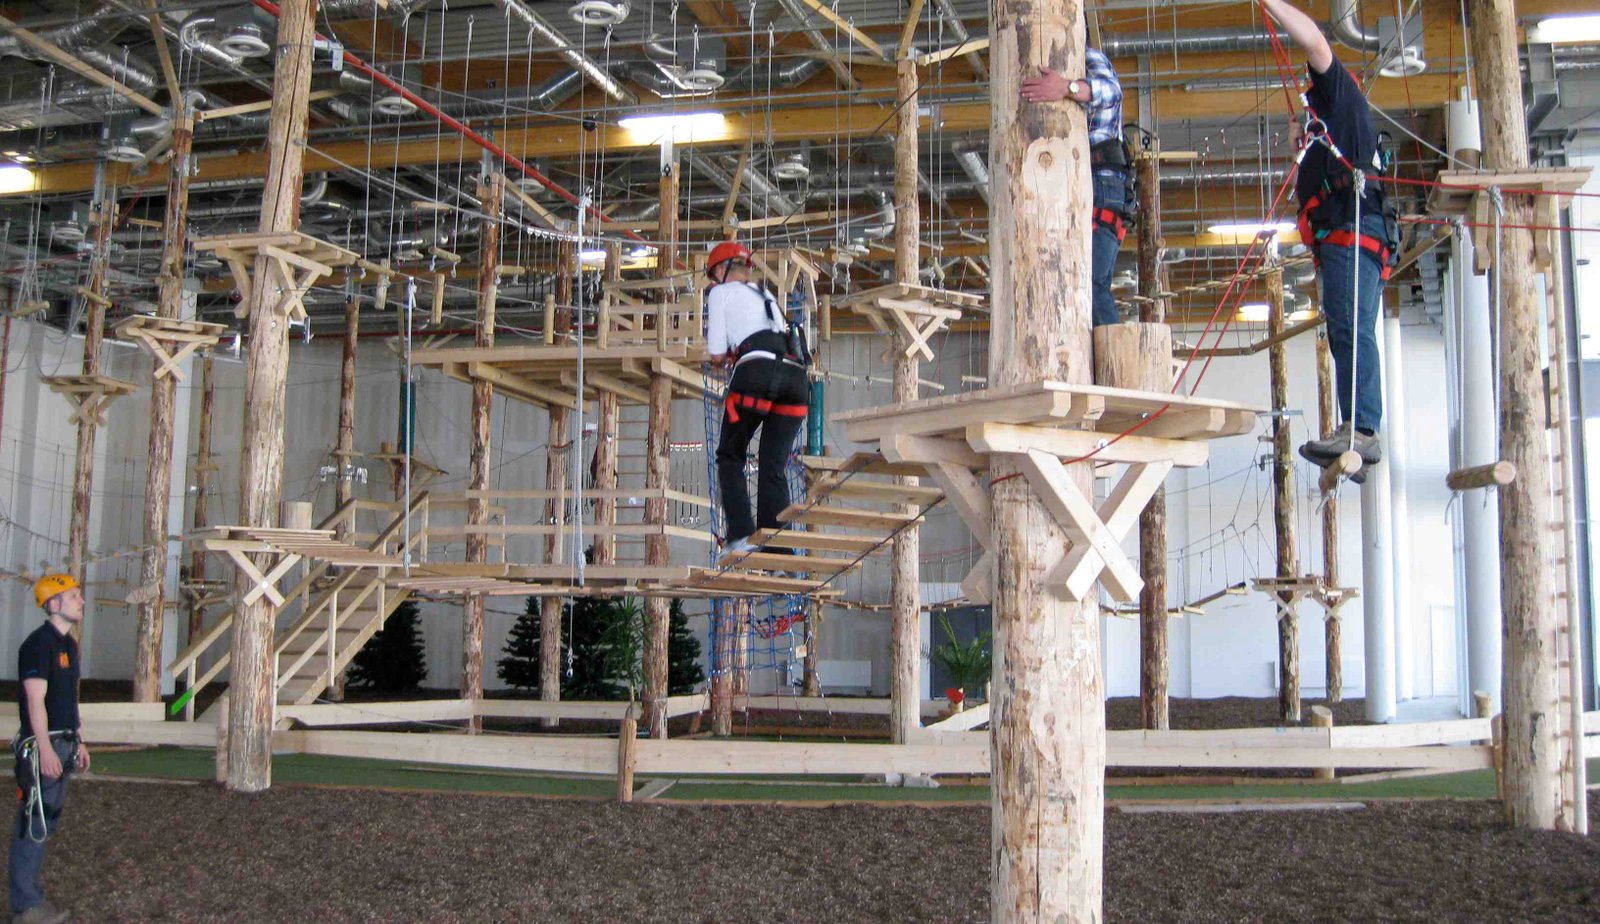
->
xmin=706 ymin=241 xmax=753 ymax=280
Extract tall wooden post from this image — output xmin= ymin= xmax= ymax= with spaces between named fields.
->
xmin=225 ymin=0 xmax=319 ymax=792
xmin=592 ymin=243 xmax=622 ymax=568
xmin=539 ymin=401 xmax=568 ymax=729
xmin=462 ymin=169 xmax=503 ymax=729
xmin=642 ymin=155 xmax=678 ymax=738
xmin=889 ymin=57 xmax=923 ymax=745
xmin=1316 ymin=334 xmax=1342 ymax=702
xmin=990 ymin=3 xmax=1103 ymax=919
xmin=1469 ymin=0 xmax=1562 ymax=830
xmin=187 ymin=351 xmax=216 ymax=644
xmin=323 ymin=280 xmax=361 ymax=704
xmin=1267 ymin=267 xmax=1299 ymax=722
xmin=1134 ymin=149 xmax=1168 ymax=730
xmin=67 ymin=170 xmax=115 ymax=587
xmin=132 ymin=110 xmax=194 ymax=702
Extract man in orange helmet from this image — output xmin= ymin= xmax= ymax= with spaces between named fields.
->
xmin=10 ymin=574 xmax=88 ymax=924
xmin=704 ymin=242 xmax=810 ymax=556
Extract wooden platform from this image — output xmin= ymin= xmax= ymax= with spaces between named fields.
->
xmin=834 ymin=282 xmax=983 ymax=362
xmin=411 ymin=343 xmax=712 ymax=410
xmin=835 ymin=380 xmax=1260 ymax=469
xmin=192 ymin=231 xmax=358 ymax=321
xmin=42 ymin=373 xmax=138 ymax=425
xmin=112 ymin=315 xmax=228 ymax=381
xmin=1426 ymin=166 xmax=1592 ymax=216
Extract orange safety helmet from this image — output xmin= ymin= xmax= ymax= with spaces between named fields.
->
xmin=32 ymin=573 xmax=78 ymax=608
xmin=706 ymin=241 xmax=753 ymax=280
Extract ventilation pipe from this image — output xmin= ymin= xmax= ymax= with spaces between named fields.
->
xmin=611 ymin=57 xmax=821 ymax=98
xmin=496 ymin=0 xmax=638 ymax=105
xmin=931 ymin=0 xmax=986 ymax=78
xmin=0 ymin=6 xmax=122 ymax=60
xmin=1328 ymin=0 xmax=1425 ymax=77
xmin=1101 ymin=28 xmax=1275 ymax=57
xmin=953 ymin=144 xmax=991 ymax=206
xmin=693 ymin=154 xmax=802 ymax=219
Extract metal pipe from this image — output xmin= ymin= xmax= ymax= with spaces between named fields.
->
xmin=1329 ymin=0 xmax=1383 ymax=53
xmin=953 ymin=145 xmax=991 ymax=206
xmin=495 ymin=0 xmax=638 ymax=105
xmin=931 ymin=0 xmax=987 ymax=78
xmin=1101 ymin=27 xmax=1275 ymax=57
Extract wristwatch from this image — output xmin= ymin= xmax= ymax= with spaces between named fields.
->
xmin=1068 ymin=79 xmax=1084 ymax=99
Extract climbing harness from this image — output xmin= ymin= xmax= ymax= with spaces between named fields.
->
xmin=13 ymin=730 xmax=78 ymax=845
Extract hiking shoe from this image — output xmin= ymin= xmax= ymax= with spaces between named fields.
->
xmin=1299 ymin=421 xmax=1382 ymax=466
xmin=722 ymin=536 xmax=755 ymax=558
xmin=14 ymin=903 xmax=68 ymax=924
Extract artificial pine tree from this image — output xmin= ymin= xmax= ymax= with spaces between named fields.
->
xmin=564 ymin=594 xmax=624 ymax=701
xmin=347 ymin=599 xmax=428 ymax=694
xmin=496 ymin=596 xmax=547 ymax=693
xmin=667 ymin=599 xmax=705 ymax=694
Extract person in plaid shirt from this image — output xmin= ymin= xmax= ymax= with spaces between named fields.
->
xmin=1021 ymin=46 xmax=1129 ymax=328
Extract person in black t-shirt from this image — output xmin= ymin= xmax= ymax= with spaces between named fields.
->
xmin=10 ymin=574 xmax=89 ymax=924
xmin=1261 ymin=0 xmax=1397 ymax=479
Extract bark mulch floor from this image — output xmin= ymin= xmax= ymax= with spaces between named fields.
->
xmin=20 ymin=782 xmax=1600 ymax=923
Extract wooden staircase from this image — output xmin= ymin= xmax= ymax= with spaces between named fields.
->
xmin=272 ymin=572 xmax=412 ymax=706
xmin=687 ymin=452 xmax=941 ymax=595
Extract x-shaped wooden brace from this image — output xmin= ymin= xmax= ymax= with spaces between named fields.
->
xmin=132 ymin=332 xmax=213 ymax=382
xmin=886 ymin=303 xmax=948 ymax=363
xmin=1017 ymin=449 xmax=1170 ymax=603
xmin=218 ymin=546 xmax=303 ymax=607
xmin=881 ymin=434 xmax=995 ymax=603
xmin=1261 ymin=586 xmax=1312 ymax=623
xmin=60 ymin=388 xmax=120 ymax=427
xmin=1311 ymin=587 xmax=1358 ymax=625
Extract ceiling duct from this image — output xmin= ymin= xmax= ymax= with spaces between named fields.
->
xmin=1328 ymin=0 xmax=1425 ymax=77
xmin=373 ymin=64 xmax=423 ymax=117
xmin=211 ymin=7 xmax=275 ymax=59
xmin=931 ymin=0 xmax=986 ymax=78
xmin=1100 ymin=28 xmax=1274 ymax=58
xmin=497 ymin=0 xmax=638 ymax=105
xmin=772 ymin=149 xmax=811 ymax=181
xmin=953 ymin=144 xmax=991 ymax=206
xmin=569 ymin=1 xmax=629 ymax=28
xmin=48 ymin=202 xmax=92 ymax=244
xmin=611 ymin=55 xmax=821 ymax=99
xmin=101 ymin=115 xmax=144 ymax=163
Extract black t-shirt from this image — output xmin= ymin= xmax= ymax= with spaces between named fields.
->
xmin=16 ymin=622 xmax=80 ymax=733
xmin=1296 ymin=57 xmax=1383 ymax=229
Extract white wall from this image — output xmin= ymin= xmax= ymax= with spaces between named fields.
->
xmin=0 ymin=308 xmax=1460 ymax=706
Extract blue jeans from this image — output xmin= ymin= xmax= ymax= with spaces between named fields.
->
xmin=1317 ymin=211 xmax=1388 ymax=433
xmin=1092 ymin=170 xmax=1127 ymax=327
xmin=9 ymin=737 xmax=72 ymax=915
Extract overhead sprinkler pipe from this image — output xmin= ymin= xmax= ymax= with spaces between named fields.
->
xmin=248 ymin=0 xmax=646 ymax=245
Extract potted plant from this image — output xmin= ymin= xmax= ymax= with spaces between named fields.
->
xmin=931 ymin=615 xmax=991 ymax=713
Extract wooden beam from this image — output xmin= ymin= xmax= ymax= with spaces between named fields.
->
xmin=796 ymin=0 xmax=888 ymax=60
xmin=0 ymin=12 xmax=165 ymax=117
xmin=898 ymin=0 xmax=927 ymax=56
xmin=224 ymin=0 xmax=319 ymax=794
xmin=132 ymin=113 xmax=193 ymax=704
xmin=721 ymin=143 xmax=749 ymax=229
xmin=989 ymin=0 xmax=1102 ymax=917
xmin=1316 ymin=333 xmax=1343 ymax=704
xmin=1266 ymin=266 xmax=1300 ymax=723
xmin=1470 ymin=0 xmax=1564 ymax=831
xmin=140 ymin=0 xmax=181 ymax=103
xmin=462 ymin=169 xmax=503 ymax=730
xmin=1133 ymin=150 xmax=1168 ymax=733
xmin=643 ymin=159 xmax=677 ymax=740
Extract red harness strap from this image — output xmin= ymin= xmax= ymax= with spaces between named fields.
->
xmin=725 ymin=391 xmax=808 ymax=424
xmin=1314 ymin=228 xmax=1393 ymax=280
xmin=1093 ymin=207 xmax=1127 ymax=243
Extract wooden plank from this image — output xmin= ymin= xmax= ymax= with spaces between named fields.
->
xmin=277 ymin=700 xmax=476 ymax=727
xmin=811 ymin=478 xmax=944 ymax=507
xmin=636 ymin=739 xmax=990 ymax=775
xmin=918 ymin=36 xmax=989 ymax=66
xmin=795 ymin=0 xmax=888 ymax=60
xmin=844 ymin=388 xmax=1076 ymax=443
xmin=780 ymin=504 xmax=916 ymax=531
xmin=748 ymin=528 xmax=884 ymax=555
xmin=718 ymin=550 xmax=857 ymax=575
xmin=968 ymin=421 xmax=1209 ymax=468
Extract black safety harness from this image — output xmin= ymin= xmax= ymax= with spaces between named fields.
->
xmin=13 ymin=729 xmax=79 ymax=844
xmin=724 ymin=282 xmax=810 ymax=424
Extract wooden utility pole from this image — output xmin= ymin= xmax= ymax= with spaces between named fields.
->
xmin=225 ymin=0 xmax=319 ymax=792
xmin=990 ymin=2 xmax=1103 ymax=918
xmin=889 ymin=57 xmax=923 ymax=745
xmin=592 ymin=243 xmax=622 ymax=569
xmin=1469 ymin=0 xmax=1562 ymax=830
xmin=323 ymin=277 xmax=361 ymax=704
xmin=1267 ymin=267 xmax=1299 ymax=722
xmin=132 ymin=109 xmax=193 ymax=702
xmin=642 ymin=155 xmax=678 ymax=738
xmin=1134 ymin=148 xmax=1168 ymax=730
xmin=1316 ymin=334 xmax=1342 ymax=702
xmin=67 ymin=170 xmax=115 ymax=588
xmin=539 ymin=253 xmax=575 ymax=728
xmin=462 ymin=168 xmax=503 ymax=729
xmin=187 ymin=351 xmax=216 ymax=644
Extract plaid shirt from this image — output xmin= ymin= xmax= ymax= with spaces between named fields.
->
xmin=1084 ymin=47 xmax=1123 ymax=149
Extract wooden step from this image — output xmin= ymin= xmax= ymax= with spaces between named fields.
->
xmin=278 ymin=629 xmax=365 ymax=657
xmin=685 ymin=568 xmax=837 ymax=596
xmin=748 ymin=528 xmax=885 ymax=555
xmin=718 ymin=550 xmax=857 ymax=576
xmin=780 ymin=504 xmax=917 ymax=531
xmin=811 ymin=479 xmax=943 ymax=507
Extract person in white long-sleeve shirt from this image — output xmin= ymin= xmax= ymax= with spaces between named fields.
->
xmin=704 ymin=241 xmax=809 ymax=555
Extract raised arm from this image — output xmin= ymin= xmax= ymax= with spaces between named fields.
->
xmin=1259 ymin=0 xmax=1334 ymax=74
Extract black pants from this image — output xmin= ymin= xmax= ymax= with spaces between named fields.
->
xmin=10 ymin=736 xmax=74 ymax=915
xmin=717 ymin=358 xmax=808 ymax=543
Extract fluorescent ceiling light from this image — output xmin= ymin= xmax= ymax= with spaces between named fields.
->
xmin=578 ymin=249 xmax=608 ymax=263
xmin=628 ymin=245 xmax=654 ymax=258
xmin=1237 ymin=303 xmax=1270 ymax=322
xmin=618 ymin=112 xmax=726 ymax=143
xmin=1287 ymin=308 xmax=1318 ymax=322
xmin=1531 ymin=15 xmax=1600 ymax=44
xmin=1206 ymin=221 xmax=1296 ymax=238
xmin=0 ymin=165 xmax=35 ymax=194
